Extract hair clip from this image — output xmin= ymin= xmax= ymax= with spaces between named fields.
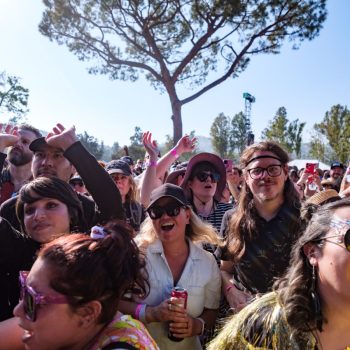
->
xmin=90 ymin=226 xmax=107 ymax=240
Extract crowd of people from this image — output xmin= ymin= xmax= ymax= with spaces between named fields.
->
xmin=0 ymin=122 xmax=349 ymax=350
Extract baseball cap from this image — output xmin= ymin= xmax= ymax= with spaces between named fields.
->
xmin=148 ymin=184 xmax=188 ymax=209
xmin=105 ymin=160 xmax=132 ymax=176
xmin=120 ymin=156 xmax=134 ymax=167
xmin=29 ymin=137 xmax=63 ymax=152
xmin=330 ymin=161 xmax=344 ymax=169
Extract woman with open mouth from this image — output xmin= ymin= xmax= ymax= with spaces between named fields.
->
xmin=119 ymin=183 xmax=221 ymax=350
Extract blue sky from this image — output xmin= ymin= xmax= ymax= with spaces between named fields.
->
xmin=0 ymin=1 xmax=349 ymax=147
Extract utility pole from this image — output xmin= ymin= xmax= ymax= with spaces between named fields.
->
xmin=243 ymin=92 xmax=256 ymax=146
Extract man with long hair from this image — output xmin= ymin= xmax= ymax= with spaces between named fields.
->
xmin=219 ymin=141 xmax=301 ymax=312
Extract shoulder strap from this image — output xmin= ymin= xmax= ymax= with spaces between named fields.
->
xmin=102 ymin=341 xmax=137 ymax=350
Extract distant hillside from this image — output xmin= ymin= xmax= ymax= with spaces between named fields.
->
xmin=196 ymin=135 xmax=213 ymax=153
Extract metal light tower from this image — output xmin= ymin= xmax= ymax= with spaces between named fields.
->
xmin=243 ymin=92 xmax=256 ymax=146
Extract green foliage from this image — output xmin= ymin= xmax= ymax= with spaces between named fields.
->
xmin=230 ymin=112 xmax=250 ymax=156
xmin=77 ymin=131 xmax=104 ymax=159
xmin=309 ymin=129 xmax=327 ymax=162
xmin=39 ymin=0 xmax=327 ymax=143
xmin=210 ymin=113 xmax=230 ymax=157
xmin=262 ymin=107 xmax=305 ymax=156
xmin=127 ymin=126 xmax=145 ymax=161
xmin=0 ymin=71 xmax=29 ymax=120
xmin=209 ymin=111 xmax=249 ymax=159
xmin=313 ymin=104 xmax=350 ymax=163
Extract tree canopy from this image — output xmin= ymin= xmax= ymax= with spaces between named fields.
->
xmin=0 ymin=71 xmax=29 ymax=122
xmin=39 ymin=0 xmax=327 ymax=144
xmin=262 ymin=106 xmax=305 ymax=157
xmin=313 ymin=104 xmax=350 ymax=163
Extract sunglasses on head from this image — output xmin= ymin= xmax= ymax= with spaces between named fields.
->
xmin=19 ymin=271 xmax=69 ymax=322
xmin=147 ymin=203 xmax=186 ymax=220
xmin=315 ymin=228 xmax=350 ymax=252
xmin=194 ymin=171 xmax=220 ymax=183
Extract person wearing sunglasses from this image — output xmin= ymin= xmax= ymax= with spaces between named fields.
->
xmin=105 ymin=159 xmax=146 ymax=233
xmin=180 ymin=153 xmax=233 ymax=255
xmin=10 ymin=221 xmax=159 ymax=350
xmin=119 ymin=184 xmax=221 ymax=350
xmin=208 ymin=198 xmax=350 ymax=350
xmin=219 ymin=141 xmax=301 ymax=313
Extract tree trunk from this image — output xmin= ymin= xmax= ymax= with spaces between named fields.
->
xmin=170 ymin=98 xmax=183 ymax=145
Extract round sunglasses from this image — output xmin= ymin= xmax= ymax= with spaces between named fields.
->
xmin=19 ymin=271 xmax=69 ymax=322
xmin=147 ymin=203 xmax=186 ymax=220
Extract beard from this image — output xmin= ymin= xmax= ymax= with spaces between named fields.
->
xmin=8 ymin=148 xmax=32 ymax=166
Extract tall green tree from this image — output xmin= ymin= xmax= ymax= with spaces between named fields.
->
xmin=0 ymin=71 xmax=29 ymax=121
xmin=210 ymin=113 xmax=230 ymax=157
xmin=127 ymin=126 xmax=146 ymax=161
xmin=314 ymin=104 xmax=350 ymax=163
xmin=287 ymin=119 xmax=306 ymax=158
xmin=39 ymin=0 xmax=327 ymax=144
xmin=77 ymin=131 xmax=104 ymax=159
xmin=309 ymin=130 xmax=326 ymax=162
xmin=262 ymin=107 xmax=291 ymax=150
xmin=262 ymin=107 xmax=305 ymax=155
xmin=230 ymin=111 xmax=250 ymax=156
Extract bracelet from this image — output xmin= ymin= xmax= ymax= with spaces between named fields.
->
xmin=196 ymin=317 xmax=205 ymax=335
xmin=134 ymin=303 xmax=143 ymax=320
xmin=170 ymin=149 xmax=179 ymax=159
xmin=146 ymin=160 xmax=157 ymax=167
xmin=139 ymin=304 xmax=147 ymax=323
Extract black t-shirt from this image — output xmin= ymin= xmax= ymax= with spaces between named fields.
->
xmin=220 ymin=204 xmax=301 ymax=294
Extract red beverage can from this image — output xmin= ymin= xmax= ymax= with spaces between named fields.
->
xmin=168 ymin=287 xmax=188 ymax=342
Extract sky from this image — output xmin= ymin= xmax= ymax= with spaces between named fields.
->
xmin=0 ymin=0 xmax=349 ymax=147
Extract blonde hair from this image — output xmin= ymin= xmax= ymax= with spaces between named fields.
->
xmin=136 ymin=207 xmax=222 ymax=248
xmin=126 ymin=175 xmax=137 ymax=203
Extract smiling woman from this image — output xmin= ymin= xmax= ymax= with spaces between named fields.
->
xmin=0 ymin=177 xmax=84 ymax=321
xmin=119 ymin=184 xmax=222 ymax=350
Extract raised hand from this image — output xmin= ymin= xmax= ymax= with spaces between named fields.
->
xmin=0 ymin=124 xmax=19 ymax=152
xmin=142 ymin=131 xmax=159 ymax=161
xmin=46 ymin=123 xmax=78 ymax=151
xmin=175 ymin=134 xmax=197 ymax=155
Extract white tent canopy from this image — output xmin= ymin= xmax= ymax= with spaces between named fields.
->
xmin=288 ymin=159 xmax=330 ymax=171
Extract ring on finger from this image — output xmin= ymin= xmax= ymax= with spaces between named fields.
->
xmin=168 ymin=304 xmax=172 ymax=311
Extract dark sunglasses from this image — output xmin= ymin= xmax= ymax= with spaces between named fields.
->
xmin=315 ymin=228 xmax=350 ymax=252
xmin=19 ymin=271 xmax=69 ymax=322
xmin=70 ymin=181 xmax=84 ymax=187
xmin=147 ymin=203 xmax=186 ymax=220
xmin=194 ymin=171 xmax=220 ymax=183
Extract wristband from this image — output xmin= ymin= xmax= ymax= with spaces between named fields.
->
xmin=134 ymin=303 xmax=143 ymax=320
xmin=147 ymin=160 xmax=157 ymax=167
xmin=196 ymin=317 xmax=205 ymax=335
xmin=170 ymin=149 xmax=179 ymax=159
xmin=139 ymin=304 xmax=147 ymax=323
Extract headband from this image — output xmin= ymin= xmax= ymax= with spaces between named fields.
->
xmin=246 ymin=155 xmax=282 ymax=167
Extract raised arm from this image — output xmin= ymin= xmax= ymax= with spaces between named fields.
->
xmin=0 ymin=124 xmax=19 ymax=171
xmin=140 ymin=131 xmax=160 ymax=207
xmin=46 ymin=123 xmax=124 ymax=221
xmin=155 ymin=134 xmax=196 ymax=179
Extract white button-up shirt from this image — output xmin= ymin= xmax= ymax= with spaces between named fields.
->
xmin=139 ymin=238 xmax=221 ymax=350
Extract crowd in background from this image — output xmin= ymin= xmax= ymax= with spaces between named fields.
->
xmin=0 ymin=122 xmax=349 ymax=350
